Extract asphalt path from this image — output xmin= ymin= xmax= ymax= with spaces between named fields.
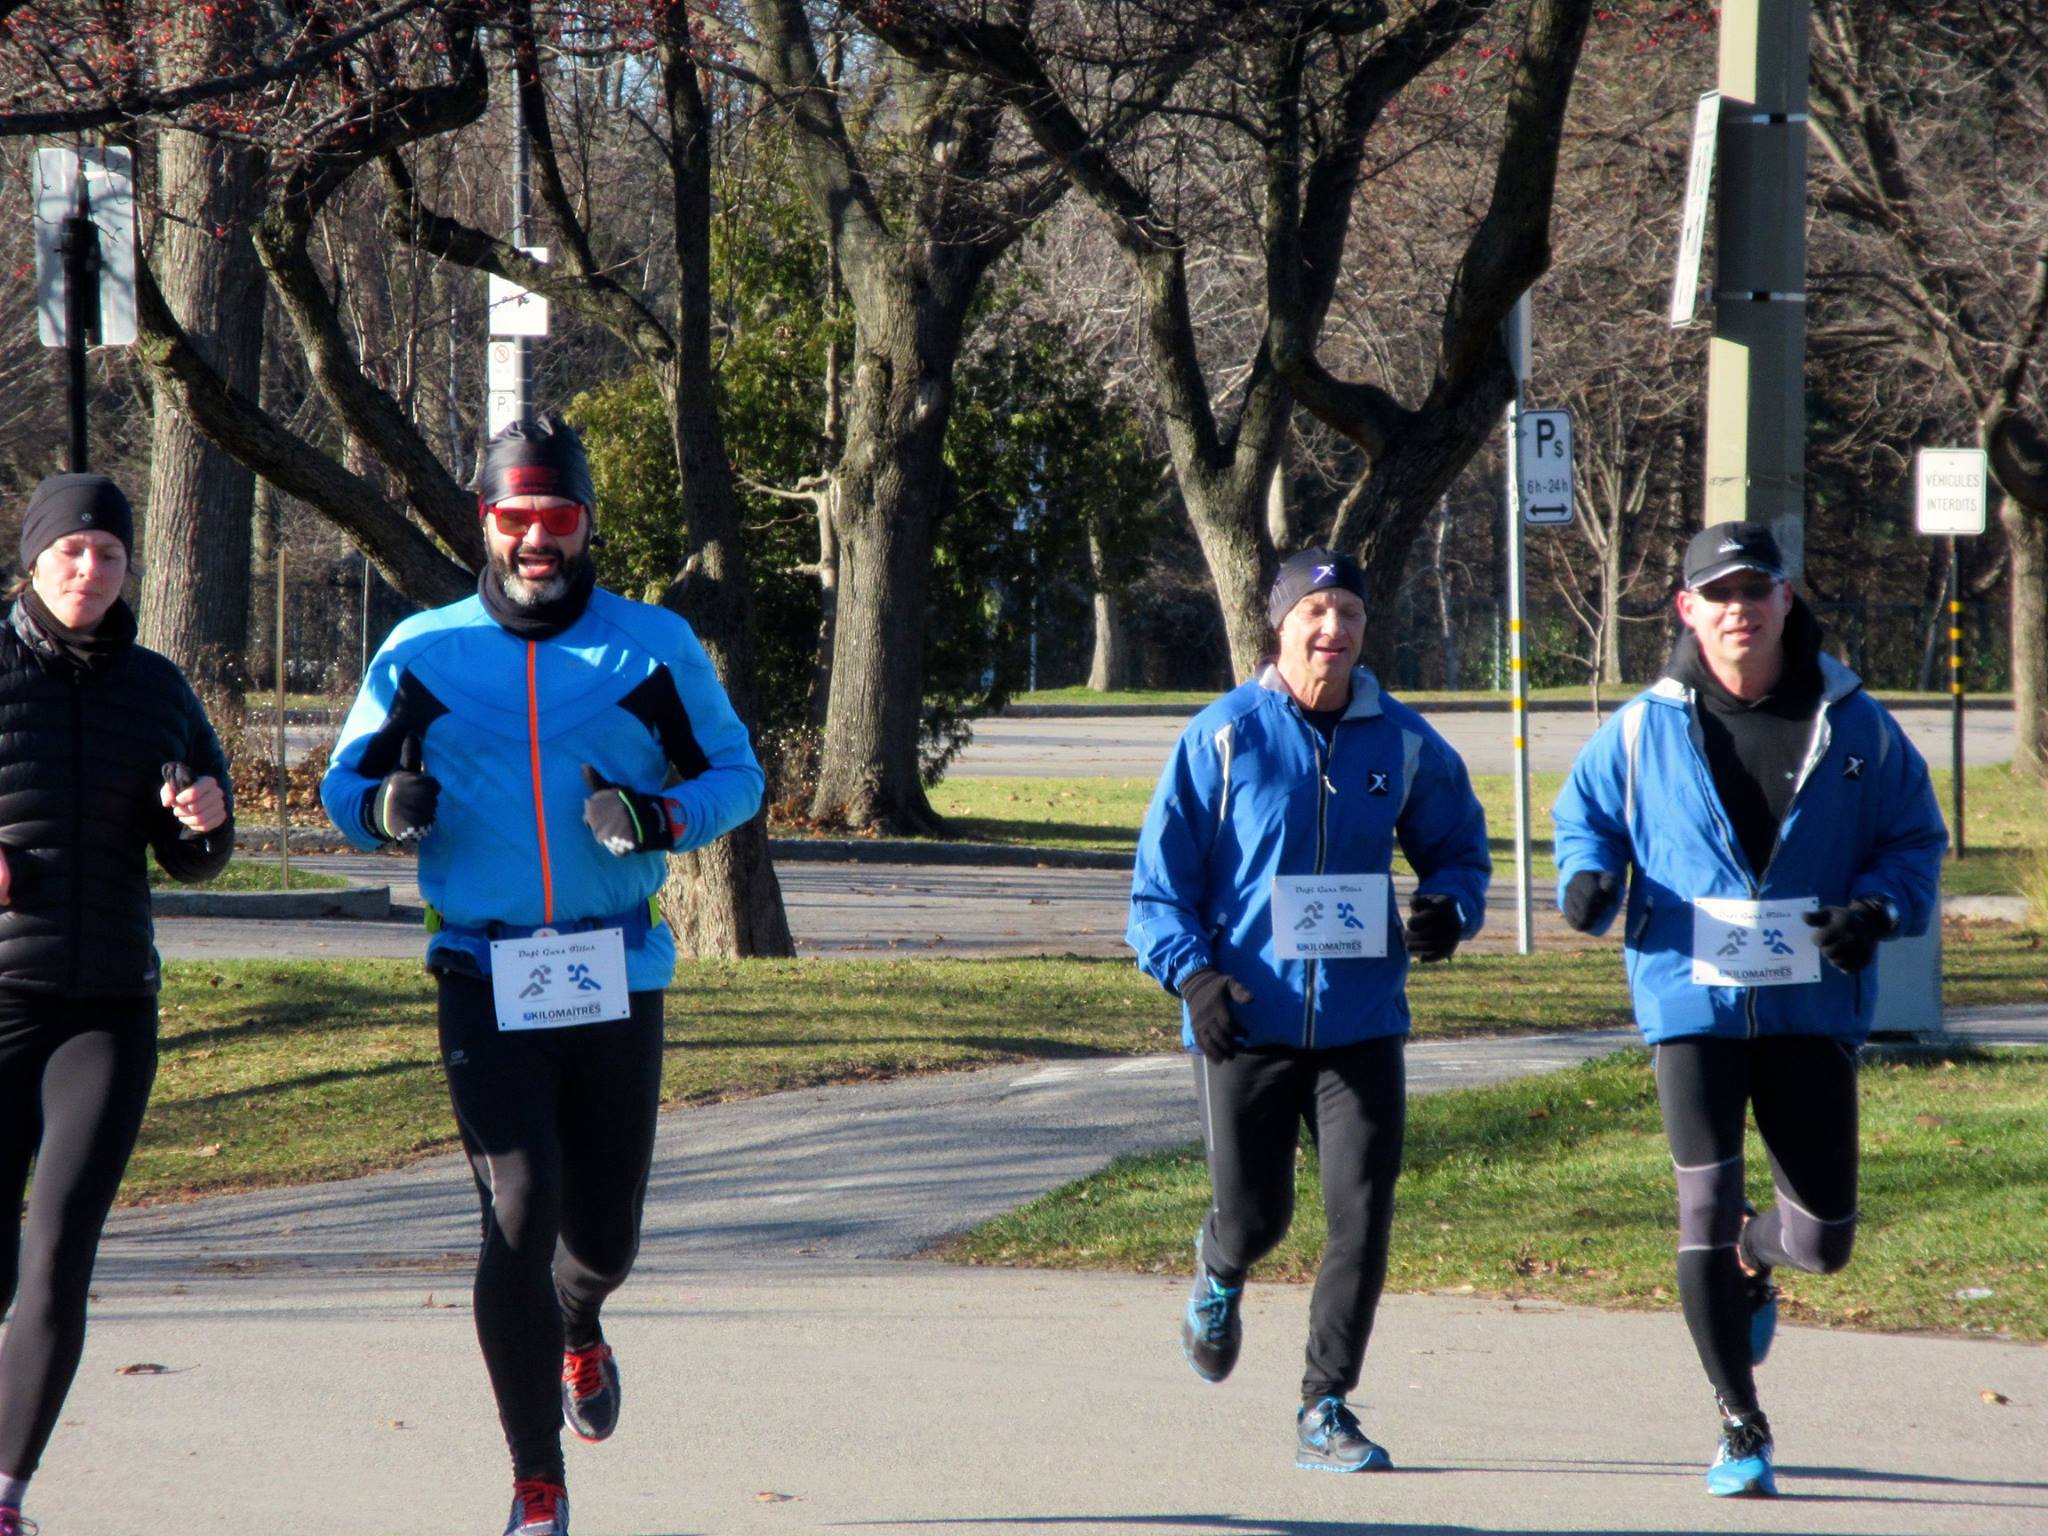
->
xmin=949 ymin=703 xmax=2013 ymax=779
xmin=153 ymin=858 xmax=1589 ymax=963
xmin=54 ymin=1009 xmax=2048 ymax=1534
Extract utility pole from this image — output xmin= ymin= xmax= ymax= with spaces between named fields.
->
xmin=1703 ymin=0 xmax=1810 ymax=572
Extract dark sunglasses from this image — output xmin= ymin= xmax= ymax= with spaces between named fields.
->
xmin=1693 ymin=577 xmax=1780 ymax=604
xmin=481 ymin=500 xmax=585 ymax=538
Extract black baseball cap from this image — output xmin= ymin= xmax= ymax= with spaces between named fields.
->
xmin=1682 ymin=522 xmax=1785 ymax=590
xmin=1266 ymin=547 xmax=1367 ymax=628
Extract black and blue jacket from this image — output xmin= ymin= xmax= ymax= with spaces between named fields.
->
xmin=320 ymin=587 xmax=763 ymax=988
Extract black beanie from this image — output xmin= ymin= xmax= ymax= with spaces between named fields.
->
xmin=477 ymin=415 xmax=596 ymax=512
xmin=20 ymin=473 xmax=134 ymax=571
xmin=1266 ymin=547 xmax=1367 ymax=628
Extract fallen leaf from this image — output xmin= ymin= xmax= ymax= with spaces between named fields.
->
xmin=1526 ymin=1104 xmax=1552 ymax=1120
xmin=189 ymin=1144 xmax=222 ymax=1158
xmin=754 ymin=1491 xmax=797 ymax=1503
xmin=117 ymin=1363 xmax=169 ymax=1375
xmin=1915 ymin=1113 xmax=1949 ymax=1128
xmin=1981 ymin=1390 xmax=2010 ymax=1406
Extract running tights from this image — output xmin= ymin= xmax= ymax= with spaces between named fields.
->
xmin=1655 ymin=1034 xmax=1859 ymax=1414
xmin=0 ymin=994 xmax=157 ymax=1479
xmin=1194 ymin=1035 xmax=1406 ymax=1403
xmin=437 ymin=972 xmax=665 ymax=1482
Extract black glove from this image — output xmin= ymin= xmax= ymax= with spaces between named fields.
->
xmin=161 ymin=761 xmax=202 ymax=841
xmin=1404 ymin=892 xmax=1464 ymax=962
xmin=1562 ymin=870 xmax=1622 ymax=933
xmin=370 ymin=735 xmax=439 ymax=843
xmin=582 ymin=765 xmax=679 ymax=856
xmin=1179 ymin=967 xmax=1252 ymax=1063
xmin=1803 ymin=896 xmax=1895 ymax=974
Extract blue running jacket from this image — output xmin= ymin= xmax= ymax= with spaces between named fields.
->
xmin=1552 ymin=656 xmax=1946 ymax=1044
xmin=1128 ymin=666 xmax=1491 ymax=1051
xmin=321 ymin=588 xmax=764 ymax=988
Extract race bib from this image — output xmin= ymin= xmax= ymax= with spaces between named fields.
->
xmin=490 ymin=926 xmax=632 ymax=1030
xmin=1690 ymin=897 xmax=1821 ymax=987
xmin=1272 ymin=874 xmax=1389 ymax=960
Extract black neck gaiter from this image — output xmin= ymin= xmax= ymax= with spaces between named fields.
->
xmin=477 ymin=557 xmax=596 ymax=641
xmin=15 ymin=589 xmax=138 ymax=672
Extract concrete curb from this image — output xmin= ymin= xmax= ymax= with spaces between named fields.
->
xmin=151 ymin=885 xmax=392 ymax=919
xmin=767 ymin=836 xmax=1132 ymax=870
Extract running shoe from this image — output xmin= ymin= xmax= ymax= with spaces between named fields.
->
xmin=561 ymin=1339 xmax=621 ymax=1442
xmin=1705 ymin=1408 xmax=1776 ymax=1498
xmin=503 ymin=1478 xmax=569 ymax=1536
xmin=1738 ymin=1204 xmax=1778 ymax=1366
xmin=1180 ymin=1236 xmax=1243 ymax=1383
xmin=0 ymin=1506 xmax=37 ymax=1536
xmin=1294 ymin=1396 xmax=1393 ymax=1473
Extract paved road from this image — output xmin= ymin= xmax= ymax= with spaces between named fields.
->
xmin=153 ymin=857 xmax=1594 ymax=963
xmin=950 ymin=703 xmax=2013 ymax=778
xmin=47 ymin=1012 xmax=2048 ymax=1534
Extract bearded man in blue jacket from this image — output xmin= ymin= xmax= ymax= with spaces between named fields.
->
xmin=1553 ymin=521 xmax=1946 ymax=1500
xmin=322 ymin=417 xmax=763 ymax=1536
xmin=1129 ymin=548 xmax=1490 ymax=1474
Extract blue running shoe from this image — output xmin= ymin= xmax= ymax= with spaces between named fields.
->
xmin=562 ymin=1339 xmax=620 ymax=1442
xmin=502 ymin=1478 xmax=569 ymax=1535
xmin=1181 ymin=1247 xmax=1242 ymax=1383
xmin=1295 ymin=1396 xmax=1393 ymax=1473
xmin=1705 ymin=1409 xmax=1776 ymax=1498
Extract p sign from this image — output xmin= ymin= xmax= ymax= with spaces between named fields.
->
xmin=1515 ymin=409 xmax=1574 ymax=526
xmin=1914 ymin=448 xmax=1987 ymax=536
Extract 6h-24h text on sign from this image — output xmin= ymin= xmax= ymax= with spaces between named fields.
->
xmin=1515 ymin=409 xmax=1574 ymax=526
xmin=1914 ymin=448 xmax=1986 ymax=536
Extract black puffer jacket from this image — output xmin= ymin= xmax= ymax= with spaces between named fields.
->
xmin=0 ymin=599 xmax=234 ymax=995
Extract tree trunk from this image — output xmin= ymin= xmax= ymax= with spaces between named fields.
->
xmin=2005 ymin=498 xmax=2048 ymax=779
xmin=1431 ymin=505 xmax=1460 ymax=690
xmin=652 ymin=46 xmax=794 ymax=959
xmin=1599 ymin=526 xmax=1624 ymax=686
xmin=1183 ymin=475 xmax=1276 ymax=684
xmin=141 ymin=123 xmax=264 ymax=697
xmin=1085 ymin=528 xmax=1131 ymax=692
xmin=807 ymin=296 xmax=965 ymax=835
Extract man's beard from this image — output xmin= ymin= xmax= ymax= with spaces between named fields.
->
xmin=490 ymin=544 xmax=590 ymax=606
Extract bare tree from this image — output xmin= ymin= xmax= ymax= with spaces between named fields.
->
xmin=1808 ymin=0 xmax=2048 ymax=776
xmin=860 ymin=0 xmax=1594 ymax=678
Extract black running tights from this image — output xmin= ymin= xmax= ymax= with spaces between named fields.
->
xmin=1655 ymin=1034 xmax=1859 ymax=1415
xmin=437 ymin=973 xmax=665 ymax=1482
xmin=0 ymin=995 xmax=157 ymax=1479
xmin=1193 ymin=1035 xmax=1406 ymax=1403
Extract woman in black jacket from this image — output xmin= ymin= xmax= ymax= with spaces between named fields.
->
xmin=0 ymin=474 xmax=233 ymax=1536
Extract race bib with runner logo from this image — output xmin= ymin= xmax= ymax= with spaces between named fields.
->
xmin=1690 ymin=897 xmax=1821 ymax=987
xmin=1272 ymin=874 xmax=1390 ymax=960
xmin=490 ymin=926 xmax=633 ymax=1030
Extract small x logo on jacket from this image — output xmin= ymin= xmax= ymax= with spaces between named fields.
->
xmin=1843 ymin=755 xmax=1865 ymax=780
xmin=1367 ymin=771 xmax=1390 ymax=795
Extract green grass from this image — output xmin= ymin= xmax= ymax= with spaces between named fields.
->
xmin=125 ymin=936 xmax=2046 ymax=1205
xmin=925 ymin=762 xmax=2043 ymax=897
xmin=147 ymin=856 xmax=349 ymax=892
xmin=940 ymin=1046 xmax=2048 ymax=1339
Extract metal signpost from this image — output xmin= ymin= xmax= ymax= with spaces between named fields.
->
xmin=32 ymin=146 xmax=137 ymax=470
xmin=1501 ymin=296 xmax=1574 ymax=955
xmin=1914 ymin=447 xmax=1988 ymax=858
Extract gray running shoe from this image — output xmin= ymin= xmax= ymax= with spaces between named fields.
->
xmin=1295 ymin=1396 xmax=1393 ymax=1473
xmin=503 ymin=1479 xmax=569 ymax=1536
xmin=561 ymin=1340 xmax=620 ymax=1442
xmin=1180 ymin=1237 xmax=1243 ymax=1382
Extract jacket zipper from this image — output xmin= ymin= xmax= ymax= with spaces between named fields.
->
xmin=68 ymin=674 xmax=83 ymax=991
xmin=1303 ymin=725 xmax=1337 ymax=1049
xmin=1682 ymin=694 xmax=1760 ymax=1036
xmin=525 ymin=641 xmax=555 ymax=925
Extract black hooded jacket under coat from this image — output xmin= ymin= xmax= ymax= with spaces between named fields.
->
xmin=0 ymin=600 xmax=234 ymax=995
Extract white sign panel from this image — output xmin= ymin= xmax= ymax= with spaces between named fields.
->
xmin=486 ymin=339 xmax=521 ymax=391
xmin=1914 ymin=447 xmax=1987 ymax=536
xmin=32 ymin=146 xmax=138 ymax=348
xmin=487 ymin=245 xmax=550 ymax=336
xmin=1690 ymin=897 xmax=1821 ymax=988
xmin=1272 ymin=874 xmax=1389 ymax=960
xmin=1669 ymin=90 xmax=1721 ymax=327
xmin=1515 ymin=409 xmax=1574 ymax=525
xmin=487 ymin=389 xmax=523 ymax=436
xmin=489 ymin=926 xmax=631 ymax=1031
